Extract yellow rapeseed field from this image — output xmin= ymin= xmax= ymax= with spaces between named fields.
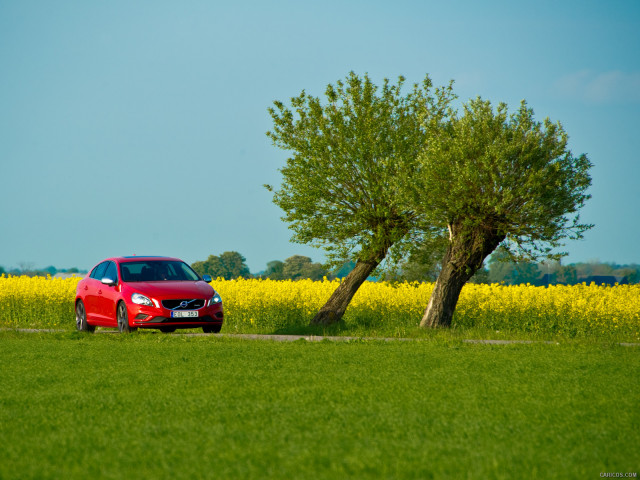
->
xmin=1 ymin=275 xmax=638 ymax=339
xmin=0 ymin=275 xmax=79 ymax=330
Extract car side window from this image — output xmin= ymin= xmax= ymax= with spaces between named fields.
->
xmin=90 ymin=262 xmax=108 ymax=280
xmin=104 ymin=262 xmax=118 ymax=283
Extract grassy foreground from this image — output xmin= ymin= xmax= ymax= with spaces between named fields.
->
xmin=0 ymin=331 xmax=638 ymax=479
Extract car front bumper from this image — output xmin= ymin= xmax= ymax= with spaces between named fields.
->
xmin=128 ymin=302 xmax=224 ymax=329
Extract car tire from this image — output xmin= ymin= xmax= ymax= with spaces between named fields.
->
xmin=117 ymin=302 xmax=137 ymax=333
xmin=202 ymin=324 xmax=222 ymax=334
xmin=75 ymin=300 xmax=95 ymax=333
xmin=160 ymin=327 xmax=176 ymax=333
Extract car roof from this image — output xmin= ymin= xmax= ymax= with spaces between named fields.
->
xmin=112 ymin=256 xmax=183 ymax=263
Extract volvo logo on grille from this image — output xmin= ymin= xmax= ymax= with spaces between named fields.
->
xmin=165 ymin=298 xmax=201 ymax=310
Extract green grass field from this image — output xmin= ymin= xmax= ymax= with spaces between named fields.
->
xmin=0 ymin=331 xmax=638 ymax=479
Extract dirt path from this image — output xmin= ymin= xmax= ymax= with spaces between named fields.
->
xmin=4 ymin=328 xmax=639 ymax=346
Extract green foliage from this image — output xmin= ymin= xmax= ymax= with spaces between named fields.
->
xmin=617 ymin=267 xmax=640 ymax=284
xmin=332 ymin=260 xmax=356 ymax=278
xmin=391 ymin=236 xmax=448 ymax=282
xmin=264 ymin=260 xmax=285 ymax=279
xmin=403 ymin=98 xmax=593 ymax=263
xmin=191 ymin=251 xmax=251 ymax=279
xmin=281 ymin=255 xmax=327 ymax=280
xmin=263 ymin=256 xmax=328 ymax=280
xmin=488 ymin=257 xmax=540 ymax=285
xmin=219 ymin=251 xmax=251 ymax=279
xmin=486 ymin=249 xmax=640 ymax=286
xmin=468 ymin=267 xmax=490 ymax=284
xmin=43 ymin=266 xmax=57 ymax=275
xmin=266 ymin=71 xmax=456 ymax=267
xmin=1 ymin=333 xmax=638 ymax=479
xmin=574 ymin=261 xmax=640 ymax=283
xmin=191 ymin=256 xmax=222 ymax=277
xmin=555 ymin=264 xmax=578 ymax=285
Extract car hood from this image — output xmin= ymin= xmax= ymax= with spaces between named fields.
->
xmin=128 ymin=281 xmax=214 ymax=298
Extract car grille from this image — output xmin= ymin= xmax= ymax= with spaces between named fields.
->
xmin=162 ymin=299 xmax=205 ymax=310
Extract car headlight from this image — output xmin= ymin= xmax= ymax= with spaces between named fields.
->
xmin=132 ymin=293 xmax=154 ymax=306
xmin=208 ymin=293 xmax=222 ymax=306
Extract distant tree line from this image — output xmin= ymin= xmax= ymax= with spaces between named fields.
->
xmin=191 ymin=251 xmax=329 ymax=281
xmin=484 ymin=246 xmax=640 ymax=285
xmin=486 ymin=258 xmax=639 ymax=286
xmin=0 ymin=263 xmax=83 ymax=277
xmin=261 ymin=255 xmax=333 ymax=281
xmin=190 ymin=252 xmax=356 ymax=281
xmin=1 ymin=253 xmax=343 ymax=281
xmin=388 ymin=245 xmax=639 ymax=286
xmin=3 ymin=252 xmax=637 ymax=286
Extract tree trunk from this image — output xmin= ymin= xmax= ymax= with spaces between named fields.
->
xmin=421 ymin=225 xmax=505 ymax=328
xmin=420 ymin=255 xmax=471 ymax=328
xmin=311 ymin=257 xmax=382 ymax=326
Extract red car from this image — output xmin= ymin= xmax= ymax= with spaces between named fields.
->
xmin=75 ymin=256 xmax=223 ymax=333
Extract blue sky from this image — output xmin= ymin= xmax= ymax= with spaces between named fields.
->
xmin=1 ymin=0 xmax=639 ymax=273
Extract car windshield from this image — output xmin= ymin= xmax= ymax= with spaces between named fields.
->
xmin=120 ymin=260 xmax=200 ymax=282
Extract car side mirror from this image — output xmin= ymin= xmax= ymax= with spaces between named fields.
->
xmin=101 ymin=277 xmax=117 ymax=286
xmin=202 ymin=275 xmax=212 ymax=283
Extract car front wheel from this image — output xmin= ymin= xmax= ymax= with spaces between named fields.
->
xmin=75 ymin=300 xmax=95 ymax=333
xmin=117 ymin=302 xmax=137 ymax=333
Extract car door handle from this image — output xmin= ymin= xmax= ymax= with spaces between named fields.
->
xmin=84 ymin=286 xmax=88 ymax=290
xmin=98 ymin=289 xmax=102 ymax=294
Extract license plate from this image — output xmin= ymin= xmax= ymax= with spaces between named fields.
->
xmin=171 ymin=311 xmax=198 ymax=318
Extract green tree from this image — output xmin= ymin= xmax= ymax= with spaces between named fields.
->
xmin=264 ymin=260 xmax=285 ymax=280
xmin=616 ymin=266 xmax=640 ymax=284
xmin=580 ymin=261 xmax=615 ymax=277
xmin=282 ymin=256 xmax=307 ymax=279
xmin=267 ymin=71 xmax=455 ymax=325
xmin=468 ymin=267 xmax=490 ymax=284
xmin=219 ymin=251 xmax=251 ymax=279
xmin=401 ymin=98 xmax=592 ymax=328
xmin=555 ymin=265 xmax=578 ymax=285
xmin=488 ymin=247 xmax=541 ymax=285
xmin=44 ymin=266 xmax=58 ymax=276
xmin=332 ymin=261 xmax=355 ymax=279
xmin=509 ymin=262 xmax=540 ymax=285
xmin=191 ymin=252 xmax=251 ymax=280
xmin=281 ymin=255 xmax=327 ymax=280
xmin=192 ymin=255 xmax=225 ymax=278
xmin=302 ymin=262 xmax=327 ymax=281
xmin=487 ymin=246 xmax=514 ymax=284
xmin=395 ymin=236 xmax=447 ymax=282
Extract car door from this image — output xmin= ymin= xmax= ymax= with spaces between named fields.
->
xmin=96 ymin=261 xmax=120 ymax=326
xmin=84 ymin=262 xmax=108 ymax=322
